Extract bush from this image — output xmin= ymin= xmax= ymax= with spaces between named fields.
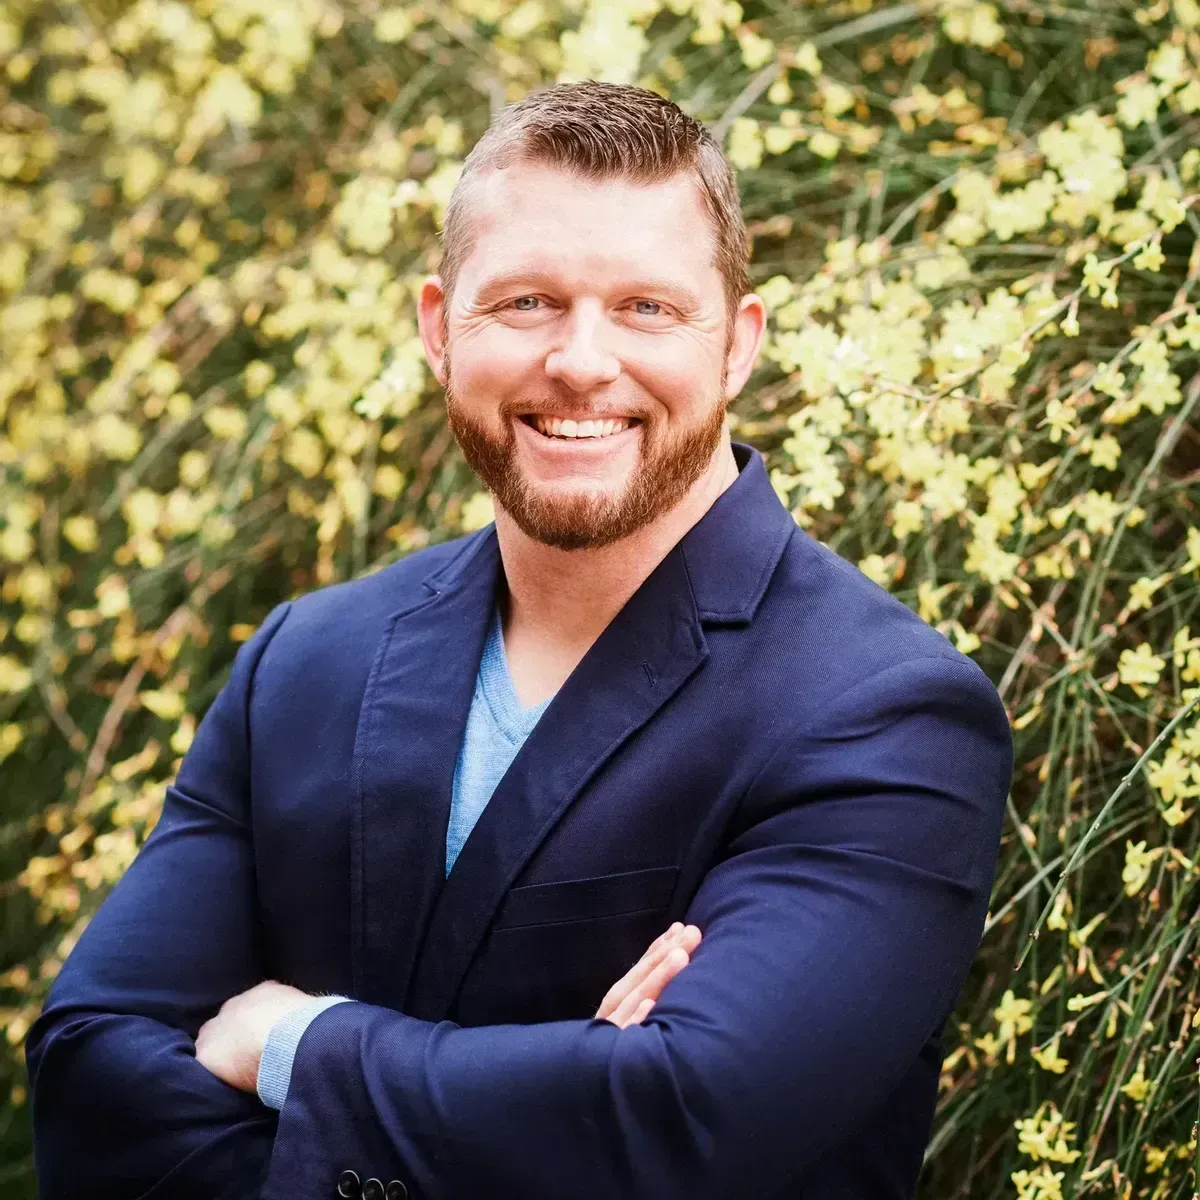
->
xmin=1 ymin=0 xmax=1198 ymax=1196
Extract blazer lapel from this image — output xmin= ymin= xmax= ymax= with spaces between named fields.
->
xmin=404 ymin=541 xmax=708 ymax=1021
xmin=350 ymin=529 xmax=502 ymax=1012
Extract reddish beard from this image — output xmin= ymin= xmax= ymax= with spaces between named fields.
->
xmin=444 ymin=359 xmax=730 ymax=551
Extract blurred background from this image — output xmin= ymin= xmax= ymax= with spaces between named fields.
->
xmin=1 ymin=0 xmax=1199 ymax=1195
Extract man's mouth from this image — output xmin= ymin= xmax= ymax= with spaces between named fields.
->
xmin=519 ymin=414 xmax=641 ymax=440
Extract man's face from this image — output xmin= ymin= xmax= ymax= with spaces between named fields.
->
xmin=425 ymin=162 xmax=741 ymax=551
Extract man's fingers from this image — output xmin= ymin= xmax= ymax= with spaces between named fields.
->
xmin=646 ymin=921 xmax=684 ymax=955
xmin=594 ymin=927 xmax=677 ymax=1020
xmin=604 ymin=945 xmax=689 ymax=1027
xmin=604 ymin=921 xmax=700 ymax=1017
xmin=594 ymin=924 xmax=700 ymax=1021
xmin=609 ymin=948 xmax=685 ymax=1026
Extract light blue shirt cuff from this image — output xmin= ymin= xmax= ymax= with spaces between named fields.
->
xmin=256 ymin=994 xmax=354 ymax=1109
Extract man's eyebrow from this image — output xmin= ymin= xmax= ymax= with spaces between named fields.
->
xmin=473 ymin=270 xmax=704 ymax=310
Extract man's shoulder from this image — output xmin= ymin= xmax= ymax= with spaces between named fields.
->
xmin=763 ymin=524 xmax=992 ymax=696
xmin=276 ymin=528 xmax=486 ymax=642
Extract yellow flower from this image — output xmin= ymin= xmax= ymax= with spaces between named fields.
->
xmin=1031 ymin=1034 xmax=1069 ymax=1073
xmin=192 ymin=67 xmax=262 ymax=134
xmin=1040 ymin=397 xmax=1075 ymax=442
xmin=1183 ymin=526 xmax=1200 ymax=573
xmin=972 ymin=1030 xmax=1001 ymax=1061
xmin=374 ymin=8 xmax=414 ymax=42
xmin=1119 ymin=1065 xmax=1153 ymax=1103
xmin=1147 ymin=748 xmax=1199 ymax=804
xmin=820 ymin=81 xmax=855 ymax=117
xmin=1143 ymin=1144 xmax=1169 ymax=1174
xmin=94 ymin=574 xmax=130 ymax=618
xmin=122 ymin=488 xmax=161 ymax=537
xmin=941 ymin=1 xmax=1005 ymax=48
xmin=1133 ymin=240 xmax=1165 ymax=272
xmin=726 ymin=118 xmax=764 ymax=171
xmin=1117 ymin=642 xmax=1165 ymax=697
xmin=1011 ymin=1164 xmax=1066 ymax=1200
xmin=991 ymin=989 xmax=1034 ymax=1059
xmin=243 ymin=360 xmax=275 ymax=398
xmin=1160 ymin=799 xmax=1194 ymax=827
xmin=372 ymin=464 xmax=406 ymax=500
xmin=792 ymin=41 xmax=822 ymax=76
xmin=0 ymin=723 xmax=23 ymax=763
xmin=283 ymin=429 xmax=326 ymax=480
xmin=857 ymin=554 xmax=893 ymax=589
xmin=1126 ymin=573 xmax=1169 ymax=612
xmin=1081 ymin=253 xmax=1115 ymax=297
xmin=951 ymin=625 xmax=981 ymax=654
xmin=121 ymin=146 xmax=163 ymax=203
xmin=203 ymin=406 xmax=249 ymax=442
xmin=1122 ymin=839 xmax=1165 ymax=896
xmin=179 ymin=450 xmax=210 ymax=488
xmin=891 ymin=499 xmax=925 ymax=540
xmin=808 ymin=130 xmax=841 ymax=160
xmin=1092 ymin=361 xmax=1126 ymax=397
xmin=139 ymin=690 xmax=185 ymax=721
xmin=91 ymin=414 xmax=140 ymax=462
xmin=1046 ymin=888 xmax=1072 ymax=930
xmin=964 ymin=526 xmax=1020 ymax=584
xmin=0 ymin=657 xmax=32 ymax=695
xmin=461 ymin=492 xmax=496 ymax=532
xmin=1014 ymin=1101 xmax=1082 ymax=1163
xmin=1084 ymin=433 xmax=1121 ymax=469
xmin=1148 ymin=42 xmax=1188 ymax=85
xmin=737 ymin=30 xmax=774 ymax=71
xmin=1117 ymin=79 xmax=1161 ymax=128
xmin=1076 ymin=490 xmax=1121 ymax=534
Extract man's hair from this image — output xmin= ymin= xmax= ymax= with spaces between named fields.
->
xmin=437 ymin=79 xmax=752 ymax=347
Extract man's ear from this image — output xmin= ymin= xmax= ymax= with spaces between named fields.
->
xmin=417 ymin=275 xmax=448 ymax=387
xmin=722 ymin=292 xmax=767 ymax=404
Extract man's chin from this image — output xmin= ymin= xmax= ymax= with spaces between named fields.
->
xmin=502 ymin=486 xmax=635 ymax=551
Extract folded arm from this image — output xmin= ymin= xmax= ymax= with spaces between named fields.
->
xmin=262 ymin=654 xmax=1014 ymax=1200
xmin=24 ymin=604 xmax=294 ymax=1200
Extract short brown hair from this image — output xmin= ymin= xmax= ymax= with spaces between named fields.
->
xmin=437 ymin=80 xmax=752 ymax=349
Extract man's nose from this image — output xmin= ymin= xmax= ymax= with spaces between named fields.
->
xmin=543 ymin=305 xmax=620 ymax=391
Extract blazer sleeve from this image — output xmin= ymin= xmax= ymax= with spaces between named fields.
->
xmin=261 ymin=653 xmax=1014 ymax=1200
xmin=23 ymin=602 xmax=294 ymax=1200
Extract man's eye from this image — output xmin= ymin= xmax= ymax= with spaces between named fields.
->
xmin=633 ymin=300 xmax=663 ymax=316
xmin=511 ymin=296 xmax=540 ymax=311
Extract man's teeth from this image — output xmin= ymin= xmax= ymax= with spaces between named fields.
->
xmin=532 ymin=416 xmax=634 ymax=439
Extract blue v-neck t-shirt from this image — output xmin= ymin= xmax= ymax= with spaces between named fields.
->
xmin=445 ymin=606 xmax=554 ymax=874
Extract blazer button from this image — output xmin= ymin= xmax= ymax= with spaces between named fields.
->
xmin=385 ymin=1182 xmax=409 ymax=1200
xmin=336 ymin=1170 xmax=361 ymax=1199
xmin=362 ymin=1179 xmax=385 ymax=1200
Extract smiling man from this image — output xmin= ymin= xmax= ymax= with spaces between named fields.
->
xmin=26 ymin=81 xmax=1014 ymax=1200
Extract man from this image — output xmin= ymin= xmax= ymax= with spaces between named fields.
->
xmin=26 ymin=80 xmax=1014 ymax=1200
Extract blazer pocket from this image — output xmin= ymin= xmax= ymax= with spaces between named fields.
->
xmin=491 ymin=865 xmax=680 ymax=931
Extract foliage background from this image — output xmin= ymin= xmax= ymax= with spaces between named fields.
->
xmin=2 ymin=0 xmax=1200 ymax=1195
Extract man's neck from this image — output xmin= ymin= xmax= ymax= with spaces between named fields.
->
xmin=494 ymin=436 xmax=741 ymax=656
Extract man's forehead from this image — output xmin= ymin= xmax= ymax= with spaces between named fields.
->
xmin=459 ymin=167 xmax=718 ymax=302
xmin=467 ymin=162 xmax=711 ymax=240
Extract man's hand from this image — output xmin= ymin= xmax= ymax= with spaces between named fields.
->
xmin=595 ymin=922 xmax=702 ymax=1029
xmin=195 ymin=980 xmax=315 ymax=1095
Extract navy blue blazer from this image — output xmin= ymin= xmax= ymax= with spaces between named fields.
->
xmin=26 ymin=442 xmax=1014 ymax=1200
